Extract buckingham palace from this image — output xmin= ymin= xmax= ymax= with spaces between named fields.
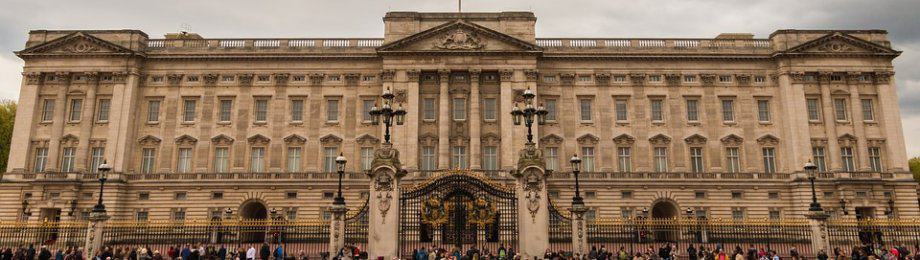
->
xmin=2 ymin=11 xmax=918 ymax=230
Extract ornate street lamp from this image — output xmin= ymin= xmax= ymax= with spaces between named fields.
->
xmin=368 ymin=87 xmax=407 ymax=144
xmin=885 ymin=198 xmax=895 ymax=217
xmin=20 ymin=200 xmax=30 ymax=219
xmin=804 ymin=161 xmax=822 ymax=212
xmin=334 ymin=153 xmax=347 ymax=206
xmin=685 ymin=208 xmax=694 ymax=219
xmin=839 ymin=199 xmax=848 ymax=215
xmin=570 ymin=154 xmax=584 ymax=207
xmin=93 ymin=161 xmax=112 ymax=213
xmin=511 ymin=88 xmax=548 ymax=144
xmin=224 ymin=208 xmax=234 ymax=219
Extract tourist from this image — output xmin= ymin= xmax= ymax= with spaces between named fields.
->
xmin=273 ymin=245 xmax=283 ymax=260
xmin=39 ymin=246 xmax=52 ymax=260
xmin=55 ymin=248 xmax=63 ymax=260
xmin=245 ymin=246 xmax=256 ymax=260
xmin=817 ymin=250 xmax=829 ymax=260
xmin=687 ymin=244 xmax=697 ymax=260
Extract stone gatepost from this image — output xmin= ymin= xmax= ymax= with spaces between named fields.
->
xmin=512 ymin=142 xmax=550 ymax=259
xmin=367 ymin=143 xmax=406 ymax=259
xmin=328 ymin=204 xmax=348 ymax=256
xmin=84 ymin=211 xmax=110 ymax=257
xmin=806 ymin=210 xmax=831 ymax=257
xmin=570 ymin=204 xmax=589 ymax=257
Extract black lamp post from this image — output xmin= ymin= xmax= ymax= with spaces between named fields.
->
xmin=20 ymin=200 xmax=30 ymax=219
xmin=885 ymin=198 xmax=895 ymax=217
xmin=511 ymin=88 xmax=548 ymax=144
xmin=368 ymin=87 xmax=407 ymax=144
xmin=804 ymin=160 xmax=822 ymax=212
xmin=570 ymin=154 xmax=584 ymax=207
xmin=685 ymin=208 xmax=694 ymax=219
xmin=93 ymin=161 xmax=112 ymax=213
xmin=334 ymin=153 xmax=347 ymax=206
xmin=839 ymin=198 xmax=848 ymax=215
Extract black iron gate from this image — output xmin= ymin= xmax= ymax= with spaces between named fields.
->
xmin=399 ymin=171 xmax=517 ymax=257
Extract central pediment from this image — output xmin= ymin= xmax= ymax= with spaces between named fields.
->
xmin=377 ymin=20 xmax=542 ymax=55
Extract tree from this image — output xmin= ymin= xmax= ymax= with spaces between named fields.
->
xmin=0 ymin=100 xmax=15 ymax=173
xmin=910 ymin=157 xmax=920 ymax=183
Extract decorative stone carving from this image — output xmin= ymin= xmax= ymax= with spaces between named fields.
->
xmin=394 ymin=89 xmax=407 ymax=103
xmin=65 ymin=40 xmax=98 ymax=53
xmin=434 ymin=28 xmax=484 ymax=50
xmin=874 ymin=71 xmax=893 ymax=84
xmin=175 ymin=135 xmax=198 ymax=146
xmin=344 ymin=73 xmax=360 ymax=85
xmin=247 ymin=134 xmax=270 ymax=145
xmin=788 ymin=72 xmax=806 ymax=83
xmin=612 ymin=134 xmax=636 ymax=146
xmin=52 ymin=72 xmax=71 ymax=84
xmin=810 ymin=138 xmax=828 ymax=147
xmin=846 ymin=72 xmax=863 ymax=84
xmin=24 ymin=72 xmax=42 ymax=85
xmin=818 ymin=72 xmax=833 ymax=83
xmin=481 ymin=133 xmax=501 ymax=146
xmin=628 ymin=73 xmax=646 ymax=85
xmin=867 ymin=138 xmax=886 ymax=147
xmin=700 ymin=74 xmax=716 ymax=85
xmin=380 ymin=70 xmax=395 ymax=82
xmin=540 ymin=134 xmax=563 ymax=147
xmin=273 ymin=73 xmax=290 ymax=84
xmin=438 ymin=69 xmax=450 ymax=82
xmin=406 ymin=70 xmax=420 ymax=82
xmin=665 ymin=74 xmax=681 ymax=86
xmin=837 ymin=134 xmax=857 ymax=147
xmin=309 ymin=73 xmax=325 ymax=85
xmin=112 ymin=71 xmax=128 ymax=83
xmin=500 ymin=69 xmax=514 ymax=82
xmin=595 ymin=73 xmax=611 ymax=85
xmin=283 ymin=134 xmax=307 ymax=145
xmin=560 ymin=73 xmax=576 ymax=85
xmin=211 ymin=134 xmax=234 ymax=146
xmin=736 ymin=74 xmax=752 ymax=85
xmin=576 ymin=134 xmax=599 ymax=146
xmin=82 ymin=72 xmax=99 ymax=83
xmin=756 ymin=134 xmax=780 ymax=146
xmin=167 ymin=74 xmax=183 ymax=85
xmin=60 ymin=134 xmax=80 ymax=146
xmin=137 ymin=135 xmax=162 ymax=146
xmin=356 ymin=134 xmax=380 ymax=146
xmin=524 ymin=70 xmax=539 ymax=82
xmin=720 ymin=134 xmax=744 ymax=146
xmin=238 ymin=74 xmax=254 ymax=85
xmin=319 ymin=134 xmax=343 ymax=146
xmin=684 ymin=134 xmax=708 ymax=146
xmin=817 ymin=41 xmax=855 ymax=52
xmin=649 ymin=134 xmax=672 ymax=146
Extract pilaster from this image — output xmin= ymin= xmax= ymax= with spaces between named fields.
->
xmin=570 ymin=204 xmax=589 ymax=258
xmin=437 ymin=69 xmax=450 ymax=169
xmin=469 ymin=69 xmax=482 ymax=169
xmin=367 ymin=143 xmax=405 ymax=259
xmin=76 ymin=72 xmax=99 ymax=172
xmin=7 ymin=72 xmax=41 ymax=172
xmin=328 ymin=204 xmax=347 ymax=256
xmin=806 ymin=210 xmax=831 ymax=257
xmin=499 ymin=69 xmax=515 ymax=170
xmin=84 ymin=211 xmax=110 ymax=257
xmin=513 ymin=142 xmax=549 ymax=259
xmin=47 ymin=72 xmax=71 ymax=172
xmin=873 ymin=71 xmax=907 ymax=170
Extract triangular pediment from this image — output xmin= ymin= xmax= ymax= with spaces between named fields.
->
xmin=377 ymin=20 xmax=541 ymax=54
xmin=17 ymin=32 xmax=139 ymax=57
xmin=781 ymin=32 xmax=900 ymax=57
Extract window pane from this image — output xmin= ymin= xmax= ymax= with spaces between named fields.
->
xmin=812 ymin=147 xmax=827 ymax=172
xmin=250 ymin=147 xmax=265 ymax=172
xmin=868 ymin=147 xmax=883 ymax=172
xmin=69 ymin=99 xmax=82 ymax=121
xmin=650 ymin=100 xmax=663 ymax=121
xmin=34 ymin=148 xmax=48 ymax=172
xmin=483 ymin=98 xmax=497 ymax=120
xmin=807 ymin=99 xmax=821 ymax=121
xmin=287 ymin=147 xmax=302 ymax=172
xmin=834 ymin=98 xmax=848 ymax=121
xmin=147 ymin=100 xmax=160 ymax=122
xmin=615 ymin=99 xmax=628 ymax=121
xmin=61 ymin=148 xmax=76 ymax=172
xmin=327 ymin=100 xmax=339 ymax=122
xmin=544 ymin=100 xmax=557 ymax=121
xmin=42 ymin=100 xmax=55 ymax=122
xmin=421 ymin=146 xmax=436 ymax=171
xmin=361 ymin=147 xmax=374 ymax=171
xmin=363 ymin=100 xmax=375 ymax=122
xmin=177 ymin=148 xmax=192 ymax=173
xmin=726 ymin=147 xmax=740 ymax=173
xmin=686 ymin=100 xmax=699 ymax=122
xmin=762 ymin=147 xmax=776 ymax=174
xmin=97 ymin=99 xmax=110 ymax=122
xmin=579 ymin=99 xmax=592 ymax=121
xmin=423 ymin=98 xmax=436 ymax=121
xmin=617 ymin=147 xmax=631 ymax=173
xmin=758 ymin=100 xmax=771 ymax=122
xmin=582 ymin=147 xmax=595 ymax=172
xmin=722 ymin=99 xmax=734 ymax=122
xmin=840 ymin=147 xmax=855 ymax=171
xmin=254 ymin=99 xmax=268 ymax=122
xmin=324 ymin=147 xmax=338 ymax=173
xmin=861 ymin=99 xmax=874 ymax=121
xmin=482 ymin=146 xmax=498 ymax=170
xmin=214 ymin=148 xmax=229 ymax=173
xmin=141 ymin=148 xmax=156 ymax=173
xmin=453 ymin=98 xmax=466 ymax=121
xmin=690 ymin=147 xmax=704 ymax=173
xmin=654 ymin=147 xmax=668 ymax=173
xmin=545 ymin=147 xmax=558 ymax=171
xmin=90 ymin=147 xmax=105 ymax=173
xmin=183 ymin=100 xmax=197 ymax=122
xmin=291 ymin=100 xmax=304 ymax=122
xmin=219 ymin=100 xmax=232 ymax=122
xmin=451 ymin=146 xmax=467 ymax=169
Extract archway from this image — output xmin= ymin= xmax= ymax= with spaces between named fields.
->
xmin=240 ymin=200 xmax=268 ymax=243
xmin=650 ymin=200 xmax=679 ymax=242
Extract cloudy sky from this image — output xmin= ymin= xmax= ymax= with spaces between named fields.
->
xmin=0 ymin=0 xmax=918 ymax=156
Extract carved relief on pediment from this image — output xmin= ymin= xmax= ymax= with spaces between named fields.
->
xmin=540 ymin=134 xmax=563 ymax=147
xmin=684 ymin=134 xmax=708 ymax=146
xmin=613 ymin=134 xmax=636 ymax=147
xmin=434 ymin=28 xmax=485 ymax=50
xmin=283 ymin=134 xmax=307 ymax=145
xmin=720 ymin=134 xmax=744 ymax=147
xmin=649 ymin=134 xmax=672 ymax=146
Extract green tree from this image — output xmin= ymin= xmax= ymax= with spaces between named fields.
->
xmin=0 ymin=100 xmax=15 ymax=173
xmin=910 ymin=157 xmax=920 ymax=182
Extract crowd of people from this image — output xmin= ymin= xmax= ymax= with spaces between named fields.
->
xmin=410 ymin=244 xmax=516 ymax=260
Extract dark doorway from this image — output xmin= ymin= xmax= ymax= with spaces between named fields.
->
xmin=442 ymin=191 xmax=477 ymax=249
xmin=240 ymin=201 xmax=268 ymax=243
xmin=651 ymin=200 xmax=679 ymax=242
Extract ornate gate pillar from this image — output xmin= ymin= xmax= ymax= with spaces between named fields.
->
xmin=512 ymin=142 xmax=550 ymax=259
xmin=806 ymin=210 xmax=831 ymax=257
xmin=367 ymin=143 xmax=406 ymax=259
xmin=328 ymin=204 xmax=347 ymax=256
xmin=84 ymin=211 xmax=110 ymax=257
xmin=570 ymin=204 xmax=589 ymax=257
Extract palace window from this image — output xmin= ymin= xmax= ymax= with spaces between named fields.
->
xmin=420 ymin=146 xmax=436 ymax=171
xmin=68 ymin=99 xmax=82 ymax=122
xmin=363 ymin=75 xmax=375 ymax=82
xmin=621 ymin=191 xmax=633 ymax=199
xmin=90 ymin=147 xmax=105 ymax=173
xmin=725 ymin=147 xmax=741 ymax=173
xmin=254 ymin=99 xmax=268 ymax=123
xmin=41 ymin=99 xmax=54 ymax=122
xmin=96 ymin=99 xmax=110 ymax=122
xmin=841 ymin=147 xmax=856 ymax=172
xmin=286 ymin=208 xmax=298 ymax=220
xmin=834 ymin=98 xmax=848 ymax=121
xmin=183 ymin=99 xmax=197 ymax=122
xmin=613 ymin=75 xmax=626 ymax=82
xmin=615 ymin=98 xmax=628 ymax=122
xmin=762 ymin=147 xmax=776 ymax=174
xmin=33 ymin=148 xmax=48 ymax=172
xmin=731 ymin=191 xmax=743 ymax=199
xmin=482 ymin=98 xmax=497 ymax=121
xmin=579 ymin=98 xmax=593 ymax=122
xmin=757 ymin=99 xmax=771 ymax=122
xmin=579 ymin=75 xmax=592 ymax=82
xmin=721 ymin=99 xmax=735 ymax=122
xmin=451 ymin=146 xmax=468 ymax=169
xmin=291 ymin=99 xmax=304 ymax=122
xmin=861 ymin=99 xmax=875 ymax=121
xmin=219 ymin=99 xmax=233 ymax=122
xmin=807 ymin=98 xmax=822 ymax=122
xmin=221 ymin=75 xmax=234 ymax=82
xmin=684 ymin=75 xmax=696 ymax=83
xmin=544 ymin=99 xmax=557 ymax=122
xmin=769 ymin=209 xmax=781 ymax=220
xmin=326 ymin=99 xmax=339 ymax=122
xmin=60 ymin=147 xmax=76 ymax=172
xmin=362 ymin=99 xmax=375 ymax=123
xmin=621 ymin=208 xmax=634 ymax=219
xmin=768 ymin=192 xmax=780 ymax=199
xmin=868 ymin=147 xmax=883 ymax=172
xmin=543 ymin=75 xmax=556 ymax=82
xmin=186 ymin=75 xmax=199 ymax=82
xmin=361 ymin=147 xmax=374 ymax=171
xmin=257 ymin=75 xmax=270 ymax=82
xmin=731 ymin=208 xmax=745 ymax=220
xmin=648 ymin=75 xmax=661 ymax=82
xmin=140 ymin=148 xmax=156 ymax=174
xmin=690 ymin=147 xmax=704 ymax=173
xmin=286 ymin=192 xmax=298 ymax=199
xmin=323 ymin=147 xmax=338 ymax=173
xmin=719 ymin=75 xmax=733 ymax=83
xmin=830 ymin=75 xmax=843 ymax=81
xmin=754 ymin=76 xmax=766 ymax=83
xmin=581 ymin=147 xmax=595 ymax=172
xmin=650 ymin=99 xmax=664 ymax=122
xmin=212 ymin=192 xmax=223 ymax=199
xmin=138 ymin=192 xmax=150 ymax=200
xmin=545 ymin=147 xmax=558 ymax=171
xmin=214 ymin=147 xmax=229 ymax=173
xmin=177 ymin=148 xmax=192 ymax=173
xmin=653 ymin=147 xmax=668 ymax=173
xmin=686 ymin=99 xmax=699 ymax=122
xmin=812 ymin=147 xmax=827 ymax=172
xmin=136 ymin=211 xmax=149 ymax=221
xmin=146 ymin=100 xmax=160 ymax=123
xmin=172 ymin=209 xmax=186 ymax=221
xmin=482 ymin=146 xmax=499 ymax=171
xmin=175 ymin=192 xmax=187 ymax=200
xmin=287 ymin=147 xmax=302 ymax=172
xmin=694 ymin=191 xmax=706 ymax=199
xmin=423 ymin=98 xmax=436 ymax=121
xmin=452 ymin=98 xmax=466 ymax=121
xmin=617 ymin=147 xmax=631 ymax=173
xmin=250 ymin=147 xmax=265 ymax=172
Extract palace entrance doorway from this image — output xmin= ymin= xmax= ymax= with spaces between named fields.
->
xmin=399 ymin=171 xmax=518 ymax=256
xmin=651 ymin=200 xmax=679 ymax=242
xmin=240 ymin=200 xmax=268 ymax=243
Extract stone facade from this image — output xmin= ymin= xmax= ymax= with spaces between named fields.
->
xmin=2 ymin=12 xmax=917 ymax=223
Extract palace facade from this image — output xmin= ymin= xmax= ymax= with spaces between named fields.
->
xmin=2 ymin=11 xmax=918 ymax=223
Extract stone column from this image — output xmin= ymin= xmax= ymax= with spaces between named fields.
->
xmin=570 ymin=204 xmax=589 ymax=258
xmin=367 ymin=143 xmax=405 ymax=259
xmin=47 ymin=72 xmax=71 ymax=172
xmin=84 ymin=211 xmax=110 ymax=257
xmin=76 ymin=72 xmax=99 ymax=172
xmin=437 ymin=69 xmax=451 ymax=169
xmin=328 ymin=204 xmax=347 ymax=256
xmin=469 ymin=69 xmax=482 ymax=170
xmin=512 ymin=142 xmax=549 ymax=259
xmin=806 ymin=210 xmax=831 ymax=257
xmin=873 ymin=71 xmax=908 ymax=171
xmin=499 ymin=70 xmax=515 ymax=170
xmin=7 ymin=72 xmax=42 ymax=173
xmin=403 ymin=70 xmax=421 ymax=170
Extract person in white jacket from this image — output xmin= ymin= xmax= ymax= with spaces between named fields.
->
xmin=246 ymin=246 xmax=256 ymax=260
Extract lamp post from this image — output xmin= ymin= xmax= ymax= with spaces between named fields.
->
xmin=839 ymin=199 xmax=848 ymax=215
xmin=570 ymin=154 xmax=584 ymax=207
xmin=20 ymin=200 xmax=30 ymax=220
xmin=804 ymin=161 xmax=822 ymax=212
xmin=885 ymin=198 xmax=895 ymax=217
xmin=334 ymin=153 xmax=347 ymax=206
xmin=93 ymin=161 xmax=112 ymax=213
xmin=368 ymin=87 xmax=407 ymax=144
xmin=511 ymin=88 xmax=548 ymax=144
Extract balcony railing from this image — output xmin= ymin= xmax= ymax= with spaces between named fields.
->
xmin=535 ymin=38 xmax=772 ymax=50
xmin=145 ymin=38 xmax=384 ymax=50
